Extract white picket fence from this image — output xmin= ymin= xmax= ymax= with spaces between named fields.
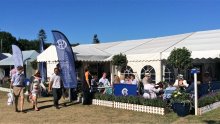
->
xmin=92 ymin=99 xmax=165 ymax=115
xmin=0 ymin=87 xmax=11 ymax=92
xmin=198 ymin=101 xmax=220 ymax=115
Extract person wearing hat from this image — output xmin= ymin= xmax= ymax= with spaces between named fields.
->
xmin=173 ymin=74 xmax=189 ymax=88
xmin=142 ymin=73 xmax=161 ymax=99
xmin=10 ymin=66 xmax=26 ymax=113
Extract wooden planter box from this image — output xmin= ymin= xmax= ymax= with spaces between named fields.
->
xmin=92 ymin=99 xmax=113 ymax=107
xmin=198 ymin=101 xmax=220 ymax=115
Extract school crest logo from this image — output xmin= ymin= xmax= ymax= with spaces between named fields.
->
xmin=121 ymin=88 xmax=128 ymax=96
xmin=56 ymin=39 xmax=67 ymax=49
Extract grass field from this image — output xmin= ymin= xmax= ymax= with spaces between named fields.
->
xmin=0 ymin=91 xmax=220 ymax=124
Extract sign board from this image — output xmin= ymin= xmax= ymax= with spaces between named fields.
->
xmin=191 ymin=68 xmax=200 ymax=74
xmin=113 ymin=84 xmax=137 ymax=96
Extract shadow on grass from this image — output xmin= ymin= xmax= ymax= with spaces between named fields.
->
xmin=38 ymin=104 xmax=54 ymax=110
xmin=24 ymin=100 xmax=82 ymax=112
xmin=37 ymin=99 xmax=53 ymax=103
xmin=203 ymin=120 xmax=220 ymax=124
xmin=62 ymin=101 xmax=82 ymax=107
xmin=24 ymin=104 xmax=54 ymax=112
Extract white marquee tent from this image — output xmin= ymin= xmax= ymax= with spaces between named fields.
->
xmin=0 ymin=50 xmax=39 ymax=78
xmin=37 ymin=29 xmax=220 ymax=82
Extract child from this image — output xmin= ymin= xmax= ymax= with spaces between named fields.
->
xmin=29 ymin=70 xmax=44 ymax=111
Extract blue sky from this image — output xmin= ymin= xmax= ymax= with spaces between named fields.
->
xmin=1 ymin=0 xmax=220 ymax=44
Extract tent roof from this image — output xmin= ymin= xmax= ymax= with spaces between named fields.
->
xmin=0 ymin=50 xmax=39 ymax=66
xmin=0 ymin=53 xmax=8 ymax=60
xmin=37 ymin=45 xmax=110 ymax=62
xmin=2 ymin=53 xmax=12 ymax=57
xmin=37 ymin=29 xmax=220 ymax=62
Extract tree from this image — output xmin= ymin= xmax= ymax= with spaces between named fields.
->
xmin=92 ymin=34 xmax=100 ymax=44
xmin=112 ymin=53 xmax=127 ymax=68
xmin=167 ymin=47 xmax=192 ymax=75
xmin=38 ymin=29 xmax=47 ymax=41
xmin=17 ymin=39 xmax=39 ymax=51
xmin=0 ymin=31 xmax=17 ymax=53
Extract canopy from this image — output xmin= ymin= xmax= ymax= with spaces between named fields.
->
xmin=0 ymin=53 xmax=8 ymax=60
xmin=37 ymin=29 xmax=220 ymax=62
xmin=0 ymin=50 xmax=39 ymax=65
xmin=37 ymin=45 xmax=111 ymax=62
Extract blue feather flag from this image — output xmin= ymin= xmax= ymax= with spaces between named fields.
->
xmin=52 ymin=30 xmax=77 ymax=88
xmin=39 ymin=38 xmax=47 ymax=82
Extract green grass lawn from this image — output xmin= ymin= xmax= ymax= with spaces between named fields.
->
xmin=0 ymin=91 xmax=220 ymax=124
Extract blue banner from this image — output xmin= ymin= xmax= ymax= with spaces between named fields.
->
xmin=114 ymin=84 xmax=137 ymax=96
xmin=52 ymin=30 xmax=77 ymax=88
xmin=12 ymin=45 xmax=23 ymax=68
xmin=39 ymin=38 xmax=47 ymax=83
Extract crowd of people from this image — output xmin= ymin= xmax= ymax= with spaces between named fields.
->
xmin=82 ymin=66 xmax=195 ymax=105
xmin=8 ymin=64 xmax=213 ymax=113
xmin=9 ymin=65 xmax=68 ymax=113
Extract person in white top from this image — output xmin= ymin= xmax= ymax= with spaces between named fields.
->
xmin=49 ymin=68 xmax=62 ymax=109
xmin=99 ymin=72 xmax=110 ymax=87
xmin=142 ymin=73 xmax=161 ymax=99
xmin=173 ymin=74 xmax=189 ymax=89
xmin=129 ymin=74 xmax=138 ymax=85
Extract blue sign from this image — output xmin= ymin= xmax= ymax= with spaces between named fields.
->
xmin=113 ymin=84 xmax=137 ymax=96
xmin=191 ymin=68 xmax=200 ymax=74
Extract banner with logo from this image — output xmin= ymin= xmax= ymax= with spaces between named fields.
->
xmin=12 ymin=45 xmax=23 ymax=68
xmin=52 ymin=30 xmax=77 ymax=88
xmin=39 ymin=38 xmax=47 ymax=83
xmin=113 ymin=84 xmax=137 ymax=96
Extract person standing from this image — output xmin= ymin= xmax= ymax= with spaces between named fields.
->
xmin=10 ymin=66 xmax=25 ymax=113
xmin=82 ymin=68 xmax=92 ymax=105
xmin=48 ymin=68 xmax=63 ymax=109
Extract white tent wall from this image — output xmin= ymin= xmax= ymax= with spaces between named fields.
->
xmin=127 ymin=61 xmax=162 ymax=83
xmin=45 ymin=62 xmax=58 ymax=78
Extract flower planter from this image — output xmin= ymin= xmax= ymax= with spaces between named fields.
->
xmin=172 ymin=103 xmax=190 ymax=117
xmin=198 ymin=101 xmax=220 ymax=115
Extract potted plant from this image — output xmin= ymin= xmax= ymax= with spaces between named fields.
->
xmin=167 ymin=47 xmax=192 ymax=76
xmin=112 ymin=53 xmax=127 ymax=70
xmin=170 ymin=90 xmax=192 ymax=117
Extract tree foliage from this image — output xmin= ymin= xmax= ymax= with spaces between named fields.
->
xmin=0 ymin=30 xmax=51 ymax=53
xmin=38 ymin=29 xmax=47 ymax=41
xmin=0 ymin=31 xmax=17 ymax=53
xmin=93 ymin=34 xmax=100 ymax=44
xmin=167 ymin=47 xmax=192 ymax=74
xmin=112 ymin=53 xmax=127 ymax=67
xmin=17 ymin=39 xmax=41 ymax=52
